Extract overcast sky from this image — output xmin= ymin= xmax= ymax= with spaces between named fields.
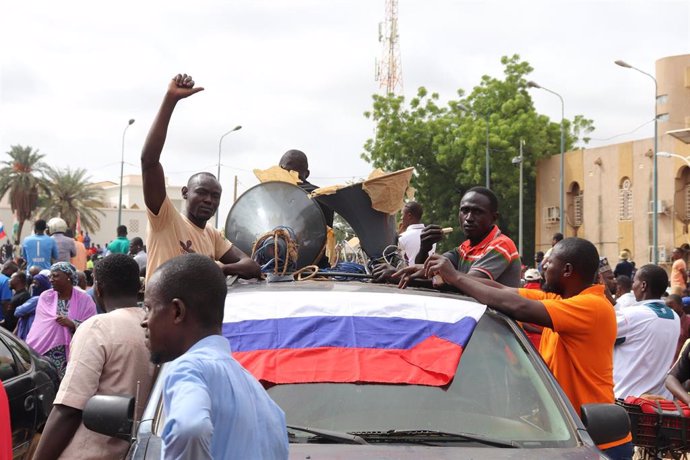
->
xmin=1 ymin=0 xmax=688 ymax=221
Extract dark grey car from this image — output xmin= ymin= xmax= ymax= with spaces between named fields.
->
xmin=0 ymin=327 xmax=59 ymax=459
xmin=85 ymin=280 xmax=627 ymax=459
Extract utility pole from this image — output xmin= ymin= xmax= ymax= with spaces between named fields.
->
xmin=233 ymin=175 xmax=238 ymax=203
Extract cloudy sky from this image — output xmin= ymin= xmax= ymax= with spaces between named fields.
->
xmin=1 ymin=0 xmax=688 ymax=220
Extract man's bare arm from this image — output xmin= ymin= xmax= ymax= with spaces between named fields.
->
xmin=141 ymin=74 xmax=204 ymax=214
xmin=218 ymin=245 xmax=261 ymax=279
xmin=31 ymin=404 xmax=82 ymax=460
xmin=666 ymin=374 xmax=690 ymax=406
xmin=422 ymin=254 xmax=553 ymax=327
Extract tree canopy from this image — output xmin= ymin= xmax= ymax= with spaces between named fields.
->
xmin=362 ymin=54 xmax=594 ymax=261
xmin=0 ymin=145 xmax=50 ymax=242
xmin=37 ymin=167 xmax=106 ymax=233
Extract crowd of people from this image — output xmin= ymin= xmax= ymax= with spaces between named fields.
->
xmin=1 ymin=73 xmax=688 ymax=460
xmin=388 ymin=187 xmax=690 ymax=459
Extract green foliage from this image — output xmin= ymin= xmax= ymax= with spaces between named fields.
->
xmin=0 ymin=145 xmax=51 ymax=242
xmin=362 ymin=54 xmax=594 ymax=260
xmin=37 ymin=167 xmax=106 ymax=233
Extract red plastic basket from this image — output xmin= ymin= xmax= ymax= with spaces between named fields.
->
xmin=617 ymin=398 xmax=690 ymax=450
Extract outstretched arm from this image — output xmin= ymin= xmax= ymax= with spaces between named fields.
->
xmin=421 ymin=254 xmax=553 ymax=327
xmin=218 ymin=245 xmax=261 ymax=279
xmin=141 ymin=74 xmax=204 ymax=214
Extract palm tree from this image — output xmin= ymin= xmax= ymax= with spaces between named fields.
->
xmin=0 ymin=145 xmax=50 ymax=243
xmin=38 ymin=167 xmax=106 ymax=232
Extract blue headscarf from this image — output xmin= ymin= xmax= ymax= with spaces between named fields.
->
xmin=31 ymin=274 xmax=52 ymax=297
xmin=50 ymin=262 xmax=78 ymax=286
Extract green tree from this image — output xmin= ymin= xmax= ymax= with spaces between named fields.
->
xmin=362 ymin=55 xmax=594 ymax=261
xmin=0 ymin=145 xmax=50 ymax=243
xmin=38 ymin=167 xmax=106 ymax=232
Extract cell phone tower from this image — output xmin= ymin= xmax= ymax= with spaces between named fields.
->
xmin=375 ymin=0 xmax=403 ymax=95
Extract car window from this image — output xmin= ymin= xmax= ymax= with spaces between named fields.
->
xmin=0 ymin=340 xmax=18 ymax=382
xmin=3 ymin=334 xmax=30 ymax=373
xmin=267 ymin=314 xmax=576 ymax=448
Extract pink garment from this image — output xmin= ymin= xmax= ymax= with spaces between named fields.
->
xmin=25 ymin=288 xmax=97 ymax=357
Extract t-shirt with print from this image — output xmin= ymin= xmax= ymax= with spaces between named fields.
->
xmin=21 ymin=234 xmax=58 ymax=271
xmin=443 ymin=225 xmax=520 ymax=287
xmin=613 ymin=299 xmax=679 ymax=399
xmin=146 ymin=196 xmax=232 ymax=281
xmin=519 ymin=285 xmax=632 ymax=449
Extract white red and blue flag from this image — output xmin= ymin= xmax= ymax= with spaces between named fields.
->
xmin=223 ymin=291 xmax=486 ymax=387
xmin=0 ymin=222 xmax=6 ymax=240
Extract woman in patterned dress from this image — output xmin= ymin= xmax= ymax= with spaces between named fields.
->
xmin=25 ymin=262 xmax=97 ymax=378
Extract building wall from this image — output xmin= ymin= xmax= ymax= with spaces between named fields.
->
xmin=535 ymin=54 xmax=690 ymax=269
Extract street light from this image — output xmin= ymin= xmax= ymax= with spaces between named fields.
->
xmin=458 ymin=103 xmax=491 ymax=188
xmin=657 ymin=151 xmax=690 ymax=167
xmin=118 ymin=118 xmax=135 ymax=228
xmin=527 ymin=81 xmax=565 ymax=235
xmin=511 ymin=139 xmax=525 ymax=256
xmin=216 ymin=125 xmax=242 ymax=227
xmin=615 ymin=59 xmax=658 ymax=264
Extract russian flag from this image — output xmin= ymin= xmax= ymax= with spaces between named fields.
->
xmin=0 ymin=222 xmax=5 ymax=240
xmin=223 ymin=291 xmax=486 ymax=387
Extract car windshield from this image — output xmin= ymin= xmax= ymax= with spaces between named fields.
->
xmin=268 ymin=313 xmax=577 ymax=448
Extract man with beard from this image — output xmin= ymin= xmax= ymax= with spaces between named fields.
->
xmin=141 ymin=73 xmax=260 ymax=281
xmin=141 ymin=254 xmax=288 ymax=459
xmin=381 ymin=187 xmax=520 ymax=287
xmin=401 ymin=237 xmax=632 ymax=458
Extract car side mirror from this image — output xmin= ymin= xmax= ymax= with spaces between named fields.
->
xmin=581 ymin=403 xmax=631 ymax=446
xmin=83 ymin=395 xmax=135 ymax=441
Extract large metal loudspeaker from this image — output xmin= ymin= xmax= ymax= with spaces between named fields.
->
xmin=225 ymin=182 xmax=327 ymax=269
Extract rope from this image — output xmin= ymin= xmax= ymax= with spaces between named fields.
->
xmin=251 ymin=226 xmax=299 ymax=276
xmin=293 ymin=265 xmax=320 ymax=280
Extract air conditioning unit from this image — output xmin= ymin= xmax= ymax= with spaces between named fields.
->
xmin=647 ymin=200 xmax=669 ymax=214
xmin=649 ymin=245 xmax=668 ymax=263
xmin=543 ymin=206 xmax=560 ymax=224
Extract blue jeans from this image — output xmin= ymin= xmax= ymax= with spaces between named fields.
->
xmin=602 ymin=441 xmax=633 ymax=460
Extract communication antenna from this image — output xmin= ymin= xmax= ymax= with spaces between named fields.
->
xmin=375 ymin=0 xmax=403 ymax=95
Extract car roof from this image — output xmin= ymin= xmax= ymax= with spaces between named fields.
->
xmin=228 ymin=278 xmax=480 ymax=303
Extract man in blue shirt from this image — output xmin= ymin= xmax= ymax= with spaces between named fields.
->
xmin=21 ymin=219 xmax=58 ymax=272
xmin=0 ymin=272 xmax=11 ymax=327
xmin=142 ymin=253 xmax=288 ymax=460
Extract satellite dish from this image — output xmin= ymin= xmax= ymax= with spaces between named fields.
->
xmin=225 ymin=182 xmax=327 ymax=269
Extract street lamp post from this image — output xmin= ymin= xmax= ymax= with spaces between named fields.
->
xmin=657 ymin=151 xmax=690 ymax=167
xmin=458 ymin=103 xmax=491 ymax=188
xmin=216 ymin=125 xmax=242 ymax=228
xmin=527 ymin=81 xmax=565 ymax=235
xmin=615 ymin=59 xmax=658 ymax=264
xmin=512 ymin=140 xmax=525 ymax=256
xmin=118 ymin=119 xmax=135 ymax=228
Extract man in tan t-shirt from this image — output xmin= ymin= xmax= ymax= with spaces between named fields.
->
xmin=33 ymin=254 xmax=155 ymax=460
xmin=141 ymin=73 xmax=260 ymax=281
xmin=671 ymin=247 xmax=688 ymax=295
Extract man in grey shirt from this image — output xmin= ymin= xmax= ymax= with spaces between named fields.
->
xmin=48 ymin=218 xmax=76 ymax=263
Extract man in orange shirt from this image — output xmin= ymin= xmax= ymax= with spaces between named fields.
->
xmin=397 ymin=237 xmax=632 ymax=458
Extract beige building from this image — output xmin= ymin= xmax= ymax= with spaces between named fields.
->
xmin=0 ymin=175 xmax=185 ymax=249
xmin=535 ymin=54 xmax=690 ymax=269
